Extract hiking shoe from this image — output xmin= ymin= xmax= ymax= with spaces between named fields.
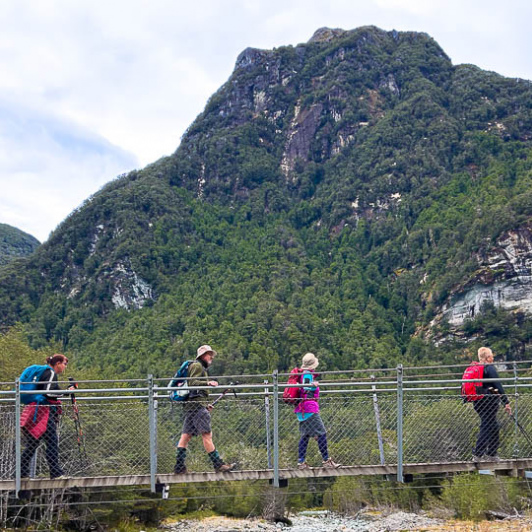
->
xmin=472 ymin=454 xmax=483 ymax=462
xmin=322 ymin=458 xmax=341 ymax=469
xmin=484 ymin=455 xmax=501 ymax=462
xmin=297 ymin=462 xmax=310 ymax=470
xmin=215 ymin=463 xmax=235 ymax=473
xmin=173 ymin=465 xmax=187 ymax=474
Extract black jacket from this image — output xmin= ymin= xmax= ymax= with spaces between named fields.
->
xmin=482 ymin=364 xmax=509 ymax=405
xmin=35 ymin=368 xmax=64 ymax=401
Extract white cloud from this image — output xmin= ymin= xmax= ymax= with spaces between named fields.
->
xmin=0 ymin=98 xmax=137 ymax=241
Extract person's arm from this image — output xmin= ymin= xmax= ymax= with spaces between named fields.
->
xmin=38 ymin=368 xmax=64 ymax=399
xmin=485 ymin=365 xmax=511 ymax=412
xmin=187 ymin=362 xmax=207 ymax=388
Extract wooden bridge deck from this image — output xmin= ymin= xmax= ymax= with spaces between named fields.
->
xmin=3 ymin=459 xmax=532 ymax=491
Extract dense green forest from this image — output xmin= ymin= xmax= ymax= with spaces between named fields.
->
xmin=0 ymin=223 xmax=39 ymax=266
xmin=2 ymin=26 xmax=532 ymax=378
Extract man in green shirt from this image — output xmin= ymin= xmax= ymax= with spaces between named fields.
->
xmin=174 ymin=345 xmax=235 ymax=474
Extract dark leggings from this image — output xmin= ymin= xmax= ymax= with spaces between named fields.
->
xmin=21 ymin=418 xmax=63 ymax=478
xmin=473 ymin=396 xmax=500 ymax=456
xmin=298 ymin=433 xmax=329 ymax=462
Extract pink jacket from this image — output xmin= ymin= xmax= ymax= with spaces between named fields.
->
xmin=294 ymin=370 xmax=320 ymax=414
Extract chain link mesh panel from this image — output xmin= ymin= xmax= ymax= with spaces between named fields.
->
xmin=402 ymin=394 xmax=532 ymax=463
xmin=16 ymin=401 xmax=151 ymax=479
xmin=3 ymin=389 xmax=532 ymax=481
xmin=157 ymin=397 xmax=271 ymax=473
xmin=0 ymin=405 xmax=15 ymax=480
xmin=277 ymin=394 xmax=398 ymax=468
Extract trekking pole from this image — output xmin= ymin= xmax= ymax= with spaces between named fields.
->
xmin=501 ymin=409 xmax=532 ymax=449
xmin=516 ymin=420 xmax=532 ymax=448
xmin=68 ymin=377 xmax=88 ymax=460
xmin=511 ymin=412 xmax=532 ymax=449
xmin=210 ymin=382 xmax=238 ymax=408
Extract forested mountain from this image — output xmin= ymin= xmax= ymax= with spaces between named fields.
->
xmin=2 ymin=26 xmax=532 ymax=377
xmin=0 ymin=223 xmax=39 ymax=266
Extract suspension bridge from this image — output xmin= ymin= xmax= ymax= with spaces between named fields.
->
xmin=2 ymin=361 xmax=532 ymax=497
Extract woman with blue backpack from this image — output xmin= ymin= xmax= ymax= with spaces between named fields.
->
xmin=19 ymin=354 xmax=73 ymax=479
xmin=295 ymin=352 xmax=340 ymax=470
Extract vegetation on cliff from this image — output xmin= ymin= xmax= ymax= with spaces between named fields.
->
xmin=0 ymin=223 xmax=39 ymax=266
xmin=2 ymin=26 xmax=532 ymax=376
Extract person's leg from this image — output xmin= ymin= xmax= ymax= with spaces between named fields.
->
xmin=202 ymin=432 xmax=224 ymax=469
xmin=201 ymin=432 xmax=215 ymax=453
xmin=473 ymin=400 xmax=490 ymax=456
xmin=20 ymin=432 xmax=39 ymax=478
xmin=174 ymin=433 xmax=192 ymax=473
xmin=317 ymin=433 xmax=329 ymax=461
xmin=298 ymin=434 xmax=310 ymax=463
xmin=485 ymin=401 xmax=500 ymax=456
xmin=43 ymin=420 xmax=63 ymax=478
xmin=177 ymin=433 xmax=192 ymax=448
xmin=175 ymin=407 xmax=195 ymax=473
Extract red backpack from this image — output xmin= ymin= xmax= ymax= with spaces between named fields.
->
xmin=283 ymin=367 xmax=302 ymax=404
xmin=461 ymin=362 xmax=485 ymax=401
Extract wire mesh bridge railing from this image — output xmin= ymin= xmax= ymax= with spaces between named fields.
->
xmin=2 ymin=361 xmax=532 ymax=496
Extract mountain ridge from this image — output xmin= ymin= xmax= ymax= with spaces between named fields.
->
xmin=2 ymin=26 xmax=532 ymax=375
xmin=0 ymin=223 xmax=40 ymax=267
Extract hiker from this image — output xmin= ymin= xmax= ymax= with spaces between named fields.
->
xmin=472 ymin=347 xmax=512 ymax=461
xmin=20 ymin=354 xmax=74 ymax=479
xmin=173 ymin=345 xmax=235 ymax=474
xmin=295 ymin=352 xmax=340 ymax=469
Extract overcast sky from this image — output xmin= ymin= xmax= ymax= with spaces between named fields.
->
xmin=1 ymin=0 xmax=531 ymax=242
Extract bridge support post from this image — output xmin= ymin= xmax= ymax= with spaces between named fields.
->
xmin=148 ymin=374 xmax=157 ymax=493
xmin=15 ymin=378 xmax=21 ymax=497
xmin=372 ymin=375 xmax=385 ymax=466
xmin=513 ymin=361 xmax=519 ymax=458
xmin=264 ymin=379 xmax=272 ymax=469
xmin=272 ymin=370 xmax=280 ymax=488
xmin=396 ymin=365 xmax=404 ymax=483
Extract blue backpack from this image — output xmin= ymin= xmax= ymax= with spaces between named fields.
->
xmin=169 ymin=360 xmax=193 ymax=401
xmin=19 ymin=365 xmax=50 ymax=405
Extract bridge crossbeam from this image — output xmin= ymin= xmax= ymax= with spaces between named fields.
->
xmin=2 ymin=459 xmax=532 ymax=492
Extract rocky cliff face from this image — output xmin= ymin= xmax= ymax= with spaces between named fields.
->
xmin=434 ymin=223 xmax=532 ymax=327
xmin=175 ymin=25 xmax=450 ymax=202
xmin=2 ymin=26 xmax=532 ymax=369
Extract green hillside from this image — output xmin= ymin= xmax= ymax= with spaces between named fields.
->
xmin=2 ymin=26 xmax=532 ymax=377
xmin=0 ymin=223 xmax=40 ymax=266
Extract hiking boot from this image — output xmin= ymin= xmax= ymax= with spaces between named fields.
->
xmin=322 ymin=458 xmax=341 ymax=469
xmin=173 ymin=464 xmax=187 ymax=474
xmin=215 ymin=463 xmax=235 ymax=473
xmin=297 ymin=462 xmax=310 ymax=470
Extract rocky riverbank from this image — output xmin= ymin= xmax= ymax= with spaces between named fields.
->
xmin=160 ymin=510 xmax=532 ymax=531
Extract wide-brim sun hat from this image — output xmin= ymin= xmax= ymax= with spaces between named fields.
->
xmin=301 ymin=352 xmax=319 ymax=370
xmin=197 ymin=344 xmax=217 ymax=359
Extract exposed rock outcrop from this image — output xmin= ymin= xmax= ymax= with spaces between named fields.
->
xmin=434 ymin=223 xmax=532 ymax=327
xmin=109 ymin=259 xmax=153 ymax=310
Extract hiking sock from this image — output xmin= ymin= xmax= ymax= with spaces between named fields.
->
xmin=298 ymin=435 xmax=310 ymax=462
xmin=317 ymin=434 xmax=329 ymax=461
xmin=175 ymin=447 xmax=187 ymax=470
xmin=208 ymin=449 xmax=224 ymax=469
